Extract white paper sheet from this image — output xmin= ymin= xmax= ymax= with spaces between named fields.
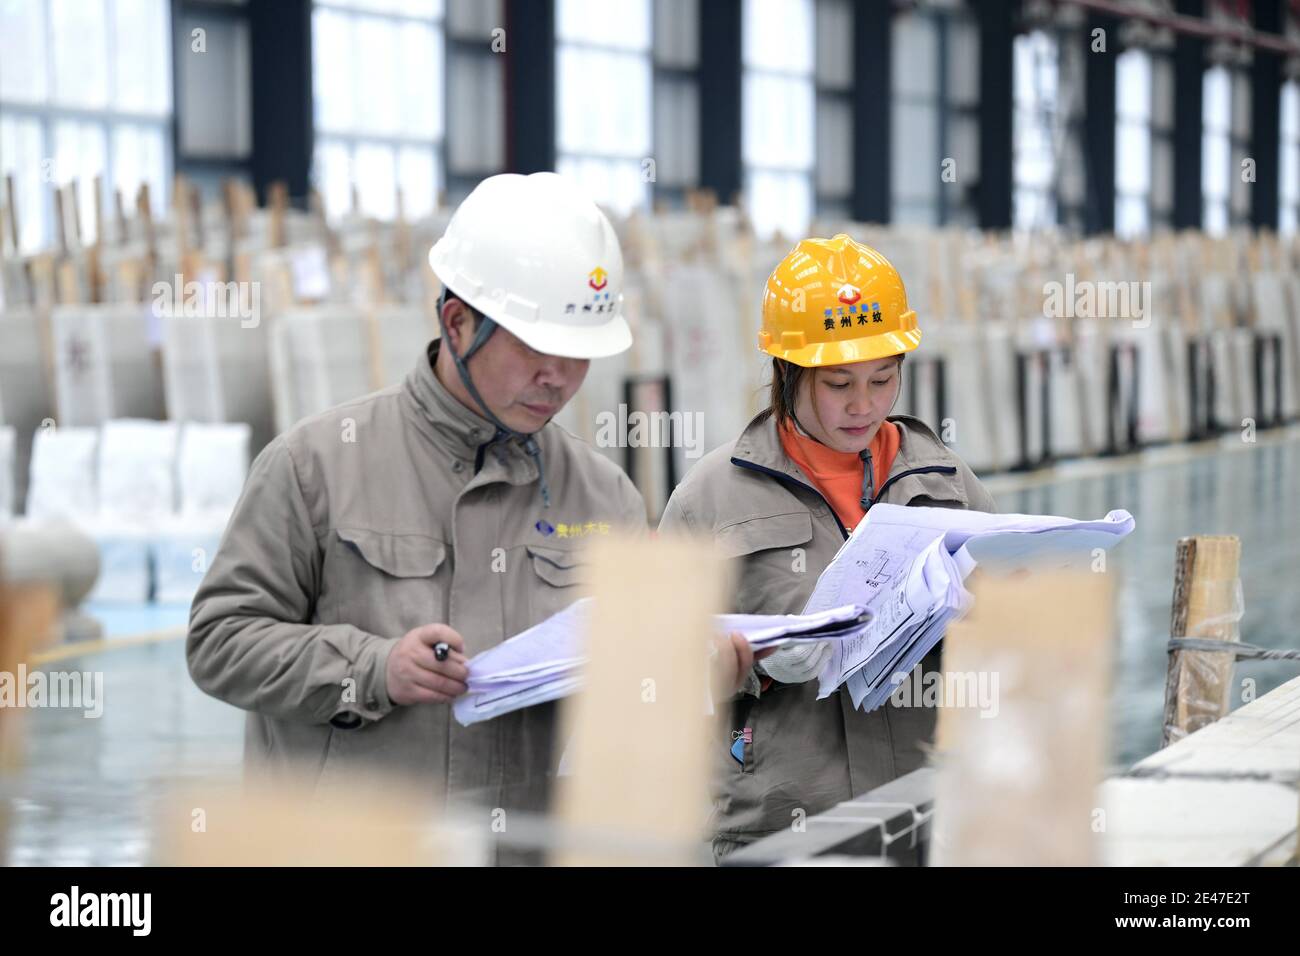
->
xmin=452 ymin=600 xmax=874 ymax=726
xmin=804 ymin=504 xmax=1134 ymax=709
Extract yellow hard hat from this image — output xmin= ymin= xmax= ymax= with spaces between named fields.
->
xmin=758 ymin=234 xmax=921 ymax=367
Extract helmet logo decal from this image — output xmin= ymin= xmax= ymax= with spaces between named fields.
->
xmin=837 ymin=283 xmax=861 ymax=305
xmin=822 ymin=300 xmax=883 ymax=331
xmin=588 ymin=267 xmax=608 ymax=291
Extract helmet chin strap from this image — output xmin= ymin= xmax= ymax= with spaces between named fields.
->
xmin=442 ymin=289 xmax=552 ymax=508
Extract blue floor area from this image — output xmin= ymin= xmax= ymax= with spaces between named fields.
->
xmin=4 ymin=638 xmax=244 ymax=865
xmin=984 ymin=430 xmax=1300 ymax=766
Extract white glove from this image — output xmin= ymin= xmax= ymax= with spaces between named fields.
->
xmin=757 ymin=640 xmax=832 ymax=684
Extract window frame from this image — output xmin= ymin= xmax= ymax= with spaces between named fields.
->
xmin=742 ymin=0 xmax=816 ymax=240
xmin=1280 ymin=78 xmax=1300 ymax=235
xmin=1012 ymin=27 xmax=1064 ymax=233
xmin=0 ymin=0 xmax=174 ymax=251
xmin=554 ymin=0 xmax=654 ymax=216
xmin=310 ymin=0 xmax=446 ymax=221
xmin=1114 ymin=45 xmax=1154 ymax=239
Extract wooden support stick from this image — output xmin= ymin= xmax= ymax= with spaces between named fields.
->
xmin=28 ymin=255 xmax=56 ymax=309
xmin=268 ymin=180 xmax=288 ymax=248
xmin=68 ymin=180 xmax=83 ymax=248
xmin=92 ymin=175 xmax=104 ymax=248
xmin=309 ymin=187 xmax=339 ymax=259
xmin=173 ymin=175 xmax=192 ymax=259
xmin=190 ymin=180 xmax=205 ymax=251
xmin=85 ymin=246 xmax=102 ymax=304
xmin=220 ymin=178 xmax=236 ymax=239
xmin=51 ymin=185 xmax=68 ymax=258
xmin=362 ymin=243 xmax=387 ymax=305
xmin=1161 ymin=535 xmax=1242 ymax=747
xmin=114 ymin=187 xmax=127 ymax=245
xmin=552 ymin=534 xmax=725 ymax=865
xmin=3 ymin=175 xmax=18 ymax=252
xmin=136 ymin=183 xmax=156 ymax=260
xmin=241 ymin=180 xmax=257 ymax=228
xmin=56 ymin=260 xmax=80 ymax=305
xmin=219 ymin=178 xmax=238 ymax=279
xmin=394 ymin=185 xmax=410 ymax=272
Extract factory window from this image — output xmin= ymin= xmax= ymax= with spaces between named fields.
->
xmin=814 ymin=0 xmax=851 ymax=221
xmin=891 ymin=8 xmax=941 ymax=226
xmin=1149 ymin=50 xmax=1175 ymax=232
xmin=743 ymin=0 xmax=815 ymax=239
xmin=312 ymin=0 xmax=444 ymax=221
xmin=651 ymin=0 xmax=701 ymax=206
xmin=891 ymin=4 xmax=981 ymax=227
xmin=1201 ymin=64 xmax=1231 ymax=235
xmin=556 ymin=0 xmax=653 ymax=216
xmin=445 ymin=0 xmax=504 ymax=203
xmin=0 ymin=0 xmax=172 ymax=253
xmin=1115 ymin=48 xmax=1152 ymax=238
xmin=1282 ymin=80 xmax=1300 ymax=235
xmin=1228 ymin=66 xmax=1251 ymax=230
xmin=1013 ymin=29 xmax=1060 ymax=232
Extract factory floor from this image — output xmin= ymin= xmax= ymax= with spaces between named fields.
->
xmin=5 ymin=425 xmax=1300 ymax=865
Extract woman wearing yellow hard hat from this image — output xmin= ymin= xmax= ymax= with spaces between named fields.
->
xmin=659 ymin=234 xmax=996 ymax=862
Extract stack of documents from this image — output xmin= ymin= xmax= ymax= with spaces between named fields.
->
xmin=453 ymin=600 xmax=873 ymax=726
xmin=805 ymin=504 xmax=1135 ymax=711
xmin=453 ymin=505 xmax=1135 ymax=724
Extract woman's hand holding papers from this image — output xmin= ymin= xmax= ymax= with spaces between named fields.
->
xmin=756 ymin=639 xmax=833 ymax=685
xmin=713 ymin=632 xmax=775 ymax=698
xmin=386 ymin=624 xmax=471 ymax=706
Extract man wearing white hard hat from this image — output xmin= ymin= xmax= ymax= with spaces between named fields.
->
xmin=186 ymin=173 xmax=759 ymax=862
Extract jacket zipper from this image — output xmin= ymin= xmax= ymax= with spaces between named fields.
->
xmin=731 ymin=458 xmax=959 ymax=540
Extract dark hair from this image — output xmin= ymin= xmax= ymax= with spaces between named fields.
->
xmin=767 ymin=353 xmax=905 ymax=426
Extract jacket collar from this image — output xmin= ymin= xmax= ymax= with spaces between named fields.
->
xmin=733 ymin=411 xmax=958 ymax=481
xmin=888 ymin=415 xmax=962 ymax=473
xmin=403 ymin=339 xmax=547 ymax=489
xmin=730 ymin=410 xmax=967 ymax=518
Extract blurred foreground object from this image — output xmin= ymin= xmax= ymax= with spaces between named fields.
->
xmin=931 ymin=571 xmax=1116 ymax=866
xmin=0 ymin=522 xmax=100 ymax=646
xmin=152 ymin=775 xmax=487 ymax=866
xmin=553 ymin=533 xmax=725 ymax=865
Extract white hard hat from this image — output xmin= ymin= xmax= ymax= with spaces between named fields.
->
xmin=428 ymin=172 xmax=632 ymax=359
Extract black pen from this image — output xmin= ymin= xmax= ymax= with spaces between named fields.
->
xmin=434 ymin=641 xmax=450 ymax=662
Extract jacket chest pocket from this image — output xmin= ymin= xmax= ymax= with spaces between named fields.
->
xmin=327 ymin=528 xmax=447 ymax=638
xmin=519 ymin=544 xmax=586 ymax=627
xmin=714 ymin=512 xmax=816 ymax=615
